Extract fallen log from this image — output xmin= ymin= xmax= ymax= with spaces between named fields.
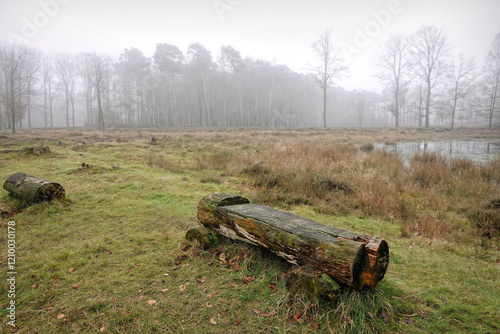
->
xmin=3 ymin=173 xmax=65 ymax=203
xmin=197 ymin=193 xmax=389 ymax=288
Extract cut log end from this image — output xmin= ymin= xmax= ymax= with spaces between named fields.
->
xmin=3 ymin=173 xmax=65 ymax=203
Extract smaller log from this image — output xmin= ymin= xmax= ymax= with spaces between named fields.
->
xmin=285 ymin=265 xmax=341 ymax=300
xmin=185 ymin=227 xmax=219 ymax=249
xmin=3 ymin=173 xmax=65 ymax=203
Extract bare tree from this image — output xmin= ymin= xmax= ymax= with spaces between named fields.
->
xmin=82 ymin=53 xmax=113 ymax=131
xmin=310 ymin=28 xmax=347 ymax=127
xmin=0 ymin=43 xmax=30 ymax=133
xmin=409 ymin=26 xmax=449 ymax=127
xmin=375 ymin=35 xmax=409 ymax=127
xmin=445 ymin=54 xmax=478 ymax=129
xmin=55 ymin=54 xmax=78 ymax=128
xmin=483 ymin=33 xmax=500 ymax=128
xmin=23 ymin=49 xmax=41 ymax=128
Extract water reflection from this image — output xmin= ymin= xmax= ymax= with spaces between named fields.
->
xmin=374 ymin=140 xmax=500 ymax=164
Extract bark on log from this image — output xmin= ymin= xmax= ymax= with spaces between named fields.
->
xmin=197 ymin=193 xmax=389 ymax=288
xmin=3 ymin=173 xmax=65 ymax=203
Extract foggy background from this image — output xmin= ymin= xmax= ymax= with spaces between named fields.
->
xmin=0 ymin=0 xmax=499 ymax=130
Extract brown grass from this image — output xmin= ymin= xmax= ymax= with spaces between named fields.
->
xmin=196 ymin=134 xmax=500 ymax=239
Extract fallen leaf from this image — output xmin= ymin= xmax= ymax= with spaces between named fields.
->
xmin=379 ymin=311 xmax=390 ymax=323
xmin=242 ymin=276 xmax=255 ymax=284
xmin=138 ymin=289 xmax=143 ymax=292
xmin=235 ymin=320 xmax=242 ymax=325
xmin=146 ymin=300 xmax=157 ymax=305
xmin=210 ymin=317 xmax=217 ymax=325
xmin=205 ymin=302 xmax=213 ymax=308
xmin=68 ymin=268 xmax=74 ymax=274
xmin=172 ymin=265 xmax=180 ymax=271
xmin=269 ymin=283 xmax=276 ymax=292
xmin=161 ymin=288 xmax=169 ymax=292
xmin=252 ymin=309 xmax=260 ymax=315
xmin=71 ymin=283 xmax=80 ymax=289
xmin=196 ymin=277 xmax=206 ymax=283
xmin=31 ymin=284 xmax=38 ymax=290
xmin=294 ymin=313 xmax=303 ymax=324
xmin=179 ymin=283 xmax=189 ymax=291
xmin=99 ymin=326 xmax=105 ymax=332
xmin=231 ymin=282 xmax=237 ymax=288
xmin=57 ymin=314 xmax=65 ymax=319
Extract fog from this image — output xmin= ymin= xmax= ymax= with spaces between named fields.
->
xmin=0 ymin=0 xmax=499 ymax=131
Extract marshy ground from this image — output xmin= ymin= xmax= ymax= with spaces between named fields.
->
xmin=0 ymin=127 xmax=499 ymax=333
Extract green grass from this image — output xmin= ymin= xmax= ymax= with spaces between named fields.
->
xmin=0 ymin=128 xmax=499 ymax=333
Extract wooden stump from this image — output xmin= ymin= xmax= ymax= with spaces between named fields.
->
xmin=185 ymin=227 xmax=220 ymax=249
xmin=3 ymin=173 xmax=65 ymax=203
xmin=197 ymin=193 xmax=389 ymax=288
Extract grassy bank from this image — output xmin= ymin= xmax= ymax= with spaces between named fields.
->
xmin=0 ymin=127 xmax=499 ymax=333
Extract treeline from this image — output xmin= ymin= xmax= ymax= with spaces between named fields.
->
xmin=0 ymin=25 xmax=499 ymax=132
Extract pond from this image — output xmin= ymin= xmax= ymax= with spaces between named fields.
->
xmin=373 ymin=140 xmax=500 ymax=164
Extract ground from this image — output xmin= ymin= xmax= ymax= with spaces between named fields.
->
xmin=0 ymin=127 xmax=499 ymax=333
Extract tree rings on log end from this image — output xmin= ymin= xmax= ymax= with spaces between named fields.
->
xmin=3 ymin=172 xmax=65 ymax=203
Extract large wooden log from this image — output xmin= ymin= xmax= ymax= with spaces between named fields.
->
xmin=197 ymin=193 xmax=389 ymax=288
xmin=3 ymin=173 xmax=65 ymax=203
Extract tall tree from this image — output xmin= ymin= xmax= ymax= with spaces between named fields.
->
xmin=445 ymin=54 xmax=477 ymax=129
xmin=115 ymin=47 xmax=150 ymax=125
xmin=310 ymin=28 xmax=347 ymax=127
xmin=187 ymin=43 xmax=214 ymax=125
xmin=41 ymin=55 xmax=57 ymax=128
xmin=0 ymin=43 xmax=30 ymax=133
xmin=82 ymin=53 xmax=113 ymax=131
xmin=217 ymin=45 xmax=243 ymax=74
xmin=483 ymin=33 xmax=500 ymax=128
xmin=375 ymin=35 xmax=409 ymax=127
xmin=55 ymin=54 xmax=78 ymax=127
xmin=409 ymin=26 xmax=449 ymax=127
xmin=23 ymin=48 xmax=41 ymax=128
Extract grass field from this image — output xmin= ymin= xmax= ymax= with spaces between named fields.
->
xmin=0 ymin=127 xmax=499 ymax=333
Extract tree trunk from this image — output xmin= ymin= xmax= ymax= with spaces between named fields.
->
xmin=425 ymin=79 xmax=431 ymax=127
xmin=3 ymin=172 xmax=65 ymax=203
xmin=197 ymin=193 xmax=389 ymax=288
xmin=323 ymin=84 xmax=327 ymax=128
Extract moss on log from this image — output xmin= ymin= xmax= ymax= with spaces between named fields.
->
xmin=285 ymin=265 xmax=341 ymax=300
xmin=3 ymin=173 xmax=65 ymax=203
xmin=197 ymin=193 xmax=389 ymax=288
xmin=185 ymin=227 xmax=220 ymax=249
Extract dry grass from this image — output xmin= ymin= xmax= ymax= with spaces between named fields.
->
xmin=196 ymin=133 xmax=500 ymax=239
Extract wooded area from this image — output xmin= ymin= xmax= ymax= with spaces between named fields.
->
xmin=0 ymin=27 xmax=499 ymax=131
xmin=196 ymin=193 xmax=389 ymax=288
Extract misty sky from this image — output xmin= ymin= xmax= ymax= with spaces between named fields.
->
xmin=1 ymin=0 xmax=499 ymax=91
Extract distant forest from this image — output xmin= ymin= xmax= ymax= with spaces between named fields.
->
xmin=0 ymin=25 xmax=499 ymax=132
